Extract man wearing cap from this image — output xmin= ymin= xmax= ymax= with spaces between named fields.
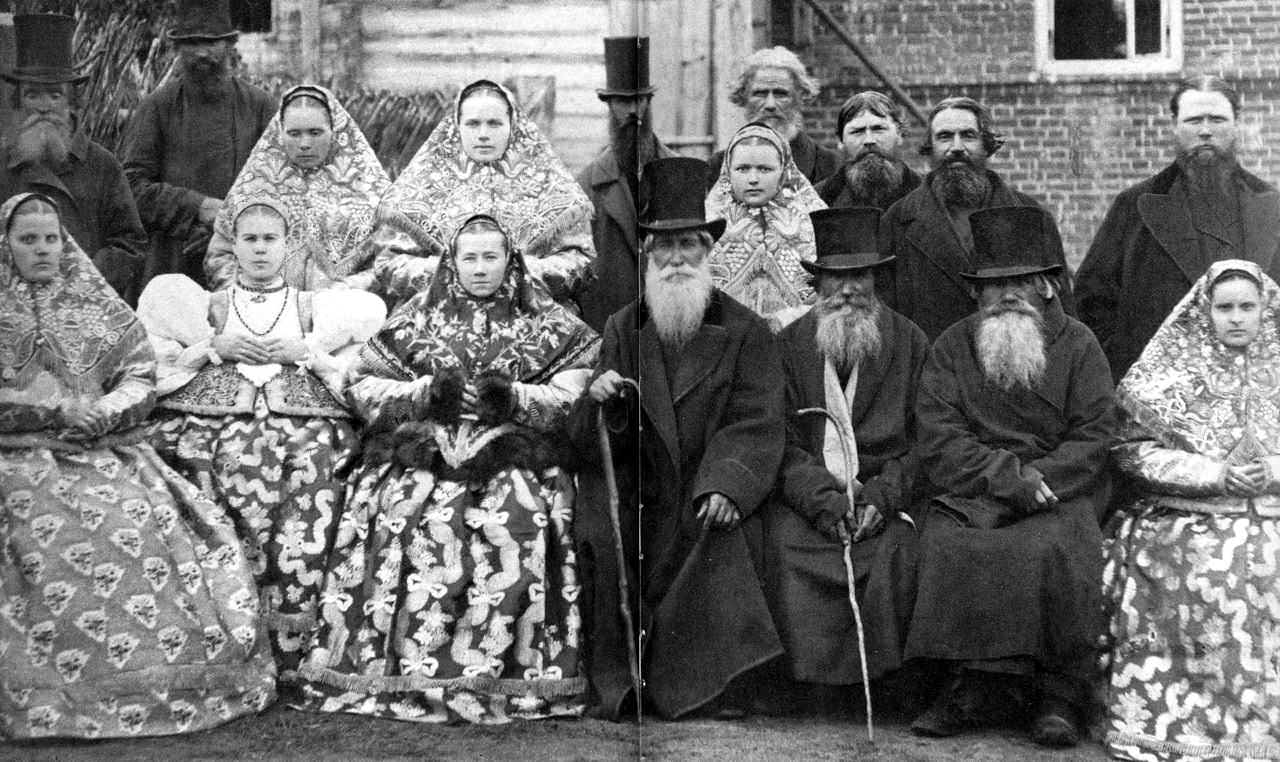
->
xmin=0 ymin=13 xmax=148 ymax=301
xmin=814 ymin=92 xmax=921 ymax=211
xmin=576 ymin=36 xmax=677 ymax=331
xmin=709 ymin=46 xmax=841 ymax=185
xmin=905 ymin=206 xmax=1116 ymax=747
xmin=123 ymin=0 xmax=274 ymax=289
xmin=880 ymin=96 xmax=1073 ymax=342
xmin=570 ymin=156 xmax=784 ymax=720
xmin=765 ymin=207 xmax=927 ymax=711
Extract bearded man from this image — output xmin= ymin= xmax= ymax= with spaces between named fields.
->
xmin=577 ymin=36 xmax=676 ymax=330
xmin=764 ymin=207 xmax=927 ymax=712
xmin=0 ymin=14 xmax=148 ymax=301
xmin=814 ymin=92 xmax=921 ymax=211
xmin=881 ymin=96 xmax=1073 ymax=341
xmin=708 ymin=46 xmax=841 ymax=185
xmin=569 ymin=156 xmax=785 ymax=720
xmin=1076 ymin=75 xmax=1280 ymax=382
xmin=123 ymin=0 xmax=274 ymax=290
xmin=904 ymin=206 xmax=1116 ymax=748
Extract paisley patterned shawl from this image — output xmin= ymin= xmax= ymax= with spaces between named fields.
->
xmin=212 ymin=85 xmax=391 ymax=281
xmin=374 ymin=80 xmax=593 ymax=261
xmin=0 ymin=192 xmax=142 ymax=389
xmin=1117 ymin=259 xmax=1280 ymax=461
xmin=363 ymin=216 xmax=599 ymax=385
xmin=704 ymin=123 xmax=827 ymax=313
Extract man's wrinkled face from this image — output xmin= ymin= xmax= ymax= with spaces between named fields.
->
xmin=817 ymin=269 xmax=878 ymax=310
xmin=19 ymin=83 xmax=71 ymax=125
xmin=977 ymin=276 xmax=1042 ymax=314
xmin=1174 ymin=89 xmax=1238 ymax=165
xmin=606 ymin=94 xmax=651 ymax=132
xmin=177 ymin=38 xmax=232 ymax=79
xmin=648 ymin=230 xmax=709 ymax=279
xmin=929 ymin=108 xmax=987 ymax=170
xmin=841 ymin=110 xmax=902 ymax=161
xmin=745 ymin=67 xmax=800 ymax=134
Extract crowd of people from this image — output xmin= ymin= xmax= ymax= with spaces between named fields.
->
xmin=2 ymin=2 xmax=1280 ymax=760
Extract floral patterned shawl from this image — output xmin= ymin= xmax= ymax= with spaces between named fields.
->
xmin=363 ymin=215 xmax=598 ymax=385
xmin=207 ymin=85 xmax=391 ymax=289
xmin=373 ymin=81 xmax=593 ymax=263
xmin=704 ymin=123 xmax=826 ymax=317
xmin=0 ymin=192 xmax=142 ymax=394
xmin=1117 ymin=259 xmax=1280 ymax=462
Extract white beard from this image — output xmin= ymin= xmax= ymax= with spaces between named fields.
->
xmin=976 ymin=306 xmax=1047 ymax=391
xmin=645 ymin=260 xmax=714 ymax=348
xmin=815 ymin=295 xmax=882 ymax=375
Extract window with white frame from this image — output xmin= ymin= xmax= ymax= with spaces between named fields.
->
xmin=1035 ymin=0 xmax=1181 ymax=76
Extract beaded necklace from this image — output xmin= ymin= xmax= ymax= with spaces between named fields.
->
xmin=230 ymin=283 xmax=291 ymax=337
xmin=236 ymin=278 xmax=287 ymax=304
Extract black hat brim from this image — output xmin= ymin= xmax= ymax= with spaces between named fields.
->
xmin=1 ymin=70 xmax=89 ymax=85
xmin=168 ymin=30 xmax=239 ymax=41
xmin=959 ymin=263 xmax=1063 ymax=281
xmin=800 ymin=253 xmax=895 ymax=274
xmin=597 ymin=87 xmax=657 ymax=99
xmin=638 ymin=217 xmax=726 ymax=241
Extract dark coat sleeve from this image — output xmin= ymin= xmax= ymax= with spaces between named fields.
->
xmin=565 ymin=310 xmax=637 ymax=468
xmin=90 ymin=148 xmax=149 ymax=295
xmin=1073 ymin=189 xmax=1136 ymax=355
xmin=689 ymin=316 xmax=786 ymax=517
xmin=122 ymin=94 xmax=205 ymax=238
xmin=859 ymin=321 xmax=930 ymax=515
xmin=1041 ymin=203 xmax=1076 ymax=317
xmin=777 ymin=354 xmax=848 ymax=536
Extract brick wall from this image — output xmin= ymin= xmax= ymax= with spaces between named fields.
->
xmin=790 ymin=0 xmax=1280 ymax=269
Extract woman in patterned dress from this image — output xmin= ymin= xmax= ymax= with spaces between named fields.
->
xmin=1104 ymin=259 xmax=1280 ymax=761
xmin=0 ymin=192 xmax=275 ymax=739
xmin=138 ymin=201 xmax=385 ymax=684
xmin=204 ymin=84 xmax=392 ymax=291
xmin=705 ymin=121 xmax=826 ymax=329
xmin=297 ymin=214 xmax=598 ymax=724
xmin=363 ymin=79 xmax=595 ymax=310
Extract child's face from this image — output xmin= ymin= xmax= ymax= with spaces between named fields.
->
xmin=233 ymin=213 xmax=287 ymax=283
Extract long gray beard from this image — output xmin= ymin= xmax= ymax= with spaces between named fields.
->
xmin=815 ymin=296 xmax=882 ymax=376
xmin=749 ymin=109 xmax=802 ymax=142
xmin=11 ymin=117 xmax=70 ymax=168
xmin=933 ymin=162 xmax=989 ymax=208
xmin=645 ymin=261 xmax=714 ymax=349
xmin=845 ymin=152 xmax=906 ymax=208
xmin=976 ymin=307 xmax=1046 ymax=391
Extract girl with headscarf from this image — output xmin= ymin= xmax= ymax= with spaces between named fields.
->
xmin=1104 ymin=259 xmax=1280 ymax=760
xmin=366 ymin=79 xmax=595 ymax=310
xmin=137 ymin=200 xmax=385 ymax=684
xmin=705 ymin=121 xmax=827 ymax=329
xmin=297 ymin=214 xmax=598 ymax=724
xmin=204 ymin=85 xmax=392 ymax=291
xmin=0 ymin=192 xmax=275 ymax=739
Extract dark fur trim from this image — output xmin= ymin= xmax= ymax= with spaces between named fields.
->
xmin=474 ymin=369 xmax=516 ymax=425
xmin=425 ymin=367 xmax=465 ymax=424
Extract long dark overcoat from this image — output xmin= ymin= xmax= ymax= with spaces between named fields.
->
xmin=904 ymin=299 xmax=1116 ymax=683
xmin=569 ymin=290 xmax=785 ymax=719
xmin=880 ymin=169 xmax=1075 ymax=342
xmin=1074 ymin=161 xmax=1280 ymax=382
xmin=765 ymin=306 xmax=927 ymax=684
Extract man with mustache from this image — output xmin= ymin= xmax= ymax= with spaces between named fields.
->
xmin=880 ymin=96 xmax=1073 ymax=341
xmin=123 ymin=0 xmax=274 ymax=290
xmin=764 ymin=207 xmax=927 ymax=713
xmin=1076 ymin=75 xmax=1280 ymax=382
xmin=905 ymin=206 xmax=1116 ymax=748
xmin=0 ymin=13 xmax=148 ymax=301
xmin=814 ymin=92 xmax=921 ymax=211
xmin=577 ymin=36 xmax=676 ymax=331
xmin=708 ymin=46 xmax=841 ymax=185
xmin=570 ymin=156 xmax=784 ymax=720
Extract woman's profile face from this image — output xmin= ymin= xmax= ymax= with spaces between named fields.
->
xmin=281 ymin=100 xmax=333 ymax=170
xmin=458 ymin=92 xmax=512 ymax=163
xmin=729 ymin=141 xmax=783 ymax=207
xmin=8 ymin=211 xmax=63 ymax=284
xmin=455 ymin=229 xmax=509 ymax=297
xmin=1209 ymin=276 xmax=1264 ymax=350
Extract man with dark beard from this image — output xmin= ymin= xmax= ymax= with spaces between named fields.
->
xmin=576 ymin=36 xmax=676 ymax=330
xmin=765 ymin=207 xmax=927 ymax=714
xmin=814 ymin=92 xmax=921 ymax=211
xmin=0 ymin=14 xmax=148 ymax=301
xmin=569 ymin=156 xmax=785 ymax=720
xmin=880 ymin=96 xmax=1073 ymax=341
xmin=905 ymin=206 xmax=1116 ymax=748
xmin=123 ymin=0 xmax=274 ymax=290
xmin=708 ymin=47 xmax=841 ymax=185
xmin=1076 ymin=75 xmax=1280 ymax=382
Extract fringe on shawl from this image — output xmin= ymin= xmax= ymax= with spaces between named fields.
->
xmin=298 ymin=664 xmax=588 ymax=698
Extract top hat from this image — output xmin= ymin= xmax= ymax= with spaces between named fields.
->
xmin=169 ymin=0 xmax=239 ymax=41
xmin=960 ymin=206 xmax=1064 ymax=281
xmin=638 ymin=157 xmax=726 ymax=239
xmin=801 ymin=207 xmax=894 ymax=274
xmin=597 ymin=37 xmax=656 ymax=99
xmin=2 ymin=15 xmax=89 ymax=85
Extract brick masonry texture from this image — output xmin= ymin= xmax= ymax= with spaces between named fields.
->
xmin=792 ymin=0 xmax=1280 ymax=269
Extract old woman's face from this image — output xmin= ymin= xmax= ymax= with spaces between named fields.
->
xmin=8 ymin=210 xmax=62 ymax=284
xmin=1209 ymin=275 xmax=1263 ymax=350
xmin=458 ymin=91 xmax=512 ymax=163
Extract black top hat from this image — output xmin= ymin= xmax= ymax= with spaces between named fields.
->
xmin=801 ymin=207 xmax=894 ymax=274
xmin=597 ymin=37 xmax=656 ymax=99
xmin=169 ymin=0 xmax=239 ymax=41
xmin=2 ymin=15 xmax=89 ymax=85
xmin=638 ymin=157 xmax=726 ymax=239
xmin=961 ymin=206 xmax=1064 ymax=281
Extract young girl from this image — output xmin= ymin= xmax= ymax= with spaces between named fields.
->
xmin=138 ymin=201 xmax=385 ymax=684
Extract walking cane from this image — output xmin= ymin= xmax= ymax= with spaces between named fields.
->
xmin=798 ymin=407 xmax=874 ymax=742
xmin=597 ymin=379 xmax=642 ymax=722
